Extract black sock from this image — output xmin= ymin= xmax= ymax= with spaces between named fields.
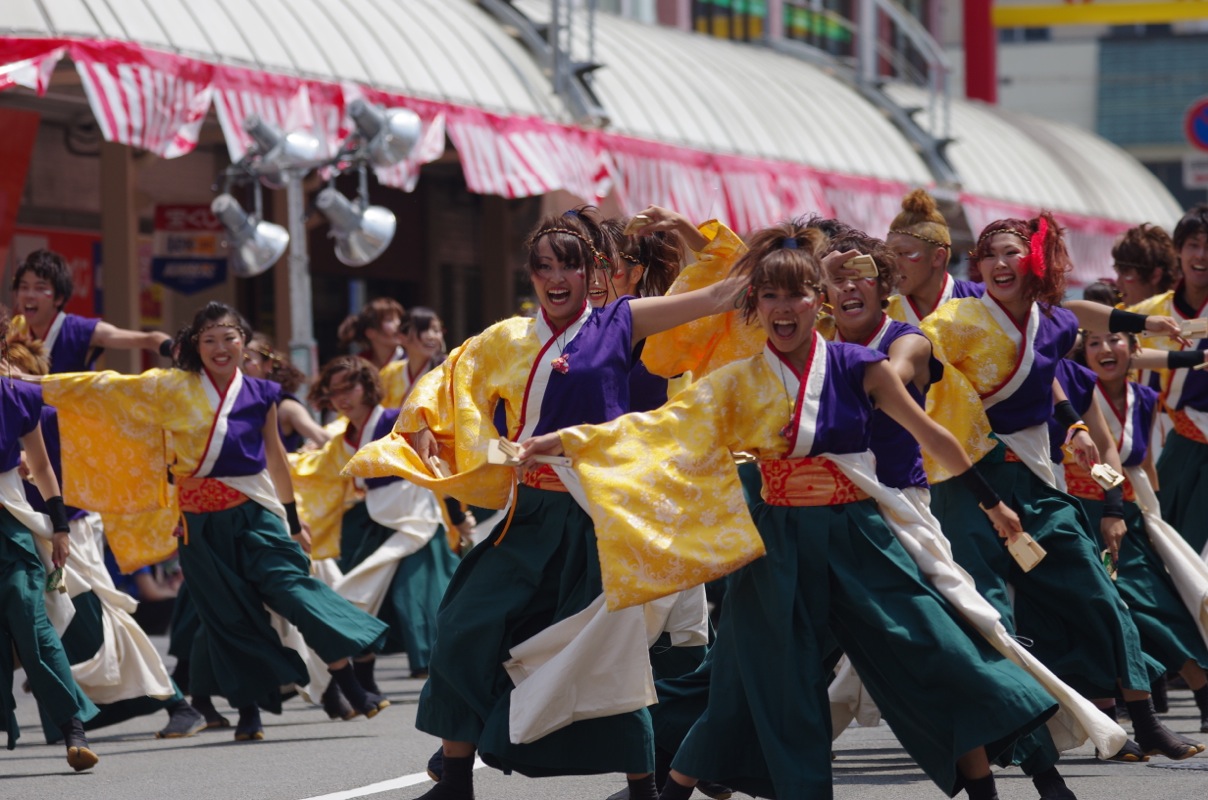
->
xmin=354 ymin=657 xmax=380 ymax=695
xmin=412 ymin=754 xmax=475 ymax=800
xmin=658 ymin=778 xmax=695 ymax=800
xmin=964 ymin=773 xmax=998 ymax=800
xmin=627 ymin=774 xmax=658 ymax=800
xmin=1194 ymin=685 xmax=1208 ymax=715
xmin=329 ymin=663 xmax=371 ymax=710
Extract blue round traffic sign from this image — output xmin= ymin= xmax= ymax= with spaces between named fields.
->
xmin=1186 ymin=97 xmax=1208 ymax=152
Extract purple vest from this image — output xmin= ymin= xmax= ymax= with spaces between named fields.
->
xmin=204 ymin=375 xmax=281 ymax=478
xmin=1115 ymin=382 xmax=1159 ymax=468
xmin=362 ymin=408 xmax=403 ymax=490
xmin=805 ymin=343 xmax=887 ymax=457
xmin=48 ymin=314 xmax=101 ymax=374
xmin=0 ymin=379 xmax=42 ymax=472
xmin=865 ymin=321 xmax=940 ymax=490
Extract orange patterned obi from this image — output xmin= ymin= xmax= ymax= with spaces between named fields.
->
xmin=1169 ymin=409 xmax=1208 ymax=445
xmin=177 ymin=477 xmax=250 ymax=513
xmin=521 ymin=463 xmax=568 ymax=493
xmin=759 ymin=457 xmax=869 ymax=507
xmin=1063 ymin=462 xmax=1136 ymax=503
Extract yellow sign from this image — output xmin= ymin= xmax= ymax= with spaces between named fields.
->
xmin=994 ymin=1 xmax=1208 ymax=28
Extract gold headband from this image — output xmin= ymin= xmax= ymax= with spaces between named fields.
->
xmin=619 ymin=252 xmax=641 ymax=266
xmin=192 ymin=320 xmax=242 ymax=342
xmin=889 ymin=228 xmax=949 ymax=248
xmin=977 ymin=227 xmax=1030 ymax=248
xmin=529 ymin=226 xmax=611 ymax=269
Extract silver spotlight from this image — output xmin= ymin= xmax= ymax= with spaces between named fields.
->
xmin=347 ymin=99 xmax=422 ymax=168
xmin=211 ymin=194 xmax=290 ymax=277
xmin=244 ymin=114 xmax=322 ymax=185
xmin=315 ymin=187 xmax=396 ymax=267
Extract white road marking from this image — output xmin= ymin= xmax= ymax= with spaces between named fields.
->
xmin=298 ymin=759 xmax=486 ymax=800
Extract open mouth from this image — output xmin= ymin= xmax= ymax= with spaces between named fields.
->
xmin=839 ymin=298 xmax=864 ymax=315
xmin=588 ymin=287 xmax=608 ymax=301
xmin=992 ymin=273 xmax=1015 ymax=288
xmin=546 ymin=288 xmax=571 ymax=304
xmin=771 ymin=320 xmax=797 ymax=340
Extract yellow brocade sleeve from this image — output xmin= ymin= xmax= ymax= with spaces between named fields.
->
xmin=1128 ymin=291 xmax=1177 ymax=352
xmin=559 ymin=358 xmax=785 ymax=610
xmin=289 ymin=439 xmax=359 ymax=560
xmin=641 ymin=221 xmax=763 ymax=379
xmin=920 ymin=300 xmax=1000 ymax=483
xmin=345 ymin=319 xmax=529 ymax=510
xmin=379 ymin=360 xmax=408 ymax=409
xmin=40 ymin=370 xmax=178 ymax=572
xmin=885 ymin=294 xmax=907 ymax=323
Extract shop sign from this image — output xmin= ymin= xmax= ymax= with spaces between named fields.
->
xmin=151 ymin=204 xmax=227 ymax=294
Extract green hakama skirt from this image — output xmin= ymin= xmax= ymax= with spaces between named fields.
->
xmin=1157 ymin=431 xmax=1208 ymax=554
xmin=672 ymin=499 xmax=1056 ymax=799
xmin=415 ymin=486 xmax=654 ymax=777
xmin=930 ymin=446 xmax=1159 ymax=698
xmin=0 ymin=510 xmax=97 ymax=749
xmin=177 ymin=502 xmax=388 ymax=712
xmin=338 ymin=501 xmax=458 ymax=672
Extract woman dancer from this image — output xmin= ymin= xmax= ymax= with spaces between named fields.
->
xmin=1072 ymin=330 xmax=1208 ymax=734
xmin=380 ymin=307 xmax=444 ymax=409
xmin=28 ymin=302 xmax=391 ymax=742
xmin=338 ymin=297 xmax=406 ymax=370
xmin=921 ymin=213 xmax=1198 ymax=760
xmin=519 ymin=222 xmax=1063 ymax=800
xmin=1 ymin=309 xmax=98 ymax=770
xmin=345 ymin=207 xmax=748 ymax=800
xmin=308 ymin=356 xmax=456 ymax=686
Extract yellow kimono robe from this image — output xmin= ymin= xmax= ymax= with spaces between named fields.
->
xmin=920 ymin=298 xmax=1017 ymax=482
xmin=379 ymin=357 xmax=438 ymax=410
xmin=345 ymin=316 xmax=536 ymax=510
xmin=39 ymin=370 xmax=246 ymax=572
xmin=639 ymin=220 xmax=759 ymax=380
xmin=555 ymin=356 xmax=787 ymax=610
xmin=289 ymin=438 xmax=360 ymax=560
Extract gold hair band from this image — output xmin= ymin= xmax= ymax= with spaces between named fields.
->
xmin=889 ymin=228 xmax=949 ymax=248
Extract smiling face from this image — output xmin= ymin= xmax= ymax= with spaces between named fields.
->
xmin=1113 ymin=266 xmax=1162 ymax=306
xmin=979 ymin=232 xmax=1032 ymax=312
xmin=404 ymin=317 xmax=444 ymax=362
xmin=822 ymin=260 xmax=884 ymax=341
xmin=13 ymin=272 xmax=62 ymax=332
xmin=1083 ymin=331 xmax=1133 ymax=386
xmin=325 ymin=367 xmax=370 ymax=421
xmin=1179 ymin=232 xmax=1208 ymax=300
xmin=588 ymin=260 xmax=643 ymax=307
xmin=197 ymin=317 xmax=246 ymax=382
xmin=531 ymin=237 xmax=588 ymax=326
xmin=756 ymin=284 xmax=822 ymax=367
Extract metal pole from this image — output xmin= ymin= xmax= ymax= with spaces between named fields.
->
xmin=285 ymin=173 xmax=317 ymax=381
xmin=858 ymin=0 xmax=877 ymax=87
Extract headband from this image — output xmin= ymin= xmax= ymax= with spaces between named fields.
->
xmin=889 ymin=228 xmax=948 ymax=248
xmin=529 ymin=226 xmax=612 ymax=270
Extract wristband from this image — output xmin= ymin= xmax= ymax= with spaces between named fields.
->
xmin=1101 ymin=486 xmax=1125 ymax=519
xmin=1053 ymin=400 xmax=1082 ymax=429
xmin=444 ymin=496 xmax=466 ymax=525
xmin=955 ymin=466 xmax=1002 ymax=510
xmin=158 ymin=338 xmax=174 ymax=358
xmin=1064 ymin=422 xmax=1091 ymax=446
xmin=1167 ymin=349 xmax=1207 ymax=369
xmin=1108 ymin=309 xmax=1147 ymax=334
xmin=284 ymin=501 xmax=302 ymax=535
xmin=46 ymin=496 xmax=71 ymax=533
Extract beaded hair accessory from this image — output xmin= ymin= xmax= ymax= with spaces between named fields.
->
xmin=889 ymin=228 xmax=948 ymax=248
xmin=976 ymin=227 xmax=1030 ymax=248
xmin=619 ymin=252 xmax=642 ymax=266
xmin=529 ymin=226 xmax=612 ymax=271
xmin=192 ymin=320 xmax=243 ymax=342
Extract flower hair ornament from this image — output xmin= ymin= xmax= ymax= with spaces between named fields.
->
xmin=1023 ymin=216 xmax=1049 ymax=278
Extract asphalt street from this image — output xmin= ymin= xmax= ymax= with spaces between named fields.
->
xmin=2 ymin=643 xmax=1206 ymax=800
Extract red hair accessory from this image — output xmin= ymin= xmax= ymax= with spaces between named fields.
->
xmin=1025 ymin=217 xmax=1049 ymax=277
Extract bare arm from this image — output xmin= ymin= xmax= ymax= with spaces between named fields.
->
xmin=1063 ymin=300 xmax=1181 ymax=340
xmin=629 ymin=275 xmax=745 ymax=345
xmin=884 ymin=333 xmax=932 ymax=394
xmin=626 ymin=205 xmax=709 ymax=252
xmin=263 ymin=405 xmax=310 ymax=551
xmin=1131 ymin=347 xmax=1207 ymax=371
xmin=279 ymin=398 xmax=331 ymax=445
xmin=20 ymin=424 xmax=70 ymax=566
xmin=90 ymin=320 xmax=171 ymax=352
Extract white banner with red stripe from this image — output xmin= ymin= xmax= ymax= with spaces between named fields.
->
xmin=0 ymin=36 xmax=1153 ymax=255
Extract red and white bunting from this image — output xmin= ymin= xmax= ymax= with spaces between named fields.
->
xmin=71 ymin=42 xmax=213 ymax=159
xmin=0 ymin=42 xmax=65 ymax=95
xmin=212 ymin=73 xmax=347 ymax=163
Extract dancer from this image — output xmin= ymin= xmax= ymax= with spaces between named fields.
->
xmin=338 ymin=297 xmax=406 ymax=370
xmin=921 ymin=212 xmax=1199 ymax=761
xmin=518 ymin=221 xmax=1064 ymax=800
xmin=345 ymin=206 xmax=749 ymax=800
xmin=27 ymin=302 xmax=392 ymax=742
xmin=243 ymin=334 xmax=329 ymax=451
xmin=1072 ymin=330 xmax=1208 ymax=734
xmin=380 ymin=307 xmax=444 ymax=409
xmin=1126 ymin=205 xmax=1208 ymax=554
xmin=0 ymin=309 xmax=98 ymax=770
xmin=12 ymin=249 xmax=170 ymax=371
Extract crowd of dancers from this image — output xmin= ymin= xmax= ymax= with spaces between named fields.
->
xmin=2 ymin=195 xmax=1208 ymax=800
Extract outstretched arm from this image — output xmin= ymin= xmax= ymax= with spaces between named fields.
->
xmin=90 ymin=320 xmax=171 ymax=353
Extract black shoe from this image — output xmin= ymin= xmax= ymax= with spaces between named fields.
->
xmin=697 ymin=781 xmax=734 ymax=799
xmin=427 ymin=746 xmax=444 ymax=782
xmin=61 ymin=718 xmax=99 ymax=772
xmin=234 ymin=706 xmax=264 ymax=742
xmin=322 ymin=681 xmax=356 ymax=721
xmin=156 ymin=701 xmax=206 ymax=738
xmin=1103 ymin=738 xmax=1149 ymax=763
xmin=190 ymin=695 xmax=230 ymax=730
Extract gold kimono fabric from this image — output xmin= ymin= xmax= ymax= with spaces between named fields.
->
xmin=920 ymin=298 xmax=1016 ymax=482
xmin=38 ymin=369 xmax=235 ymax=573
xmin=640 ymin=220 xmax=761 ymax=380
xmin=345 ymin=316 xmax=536 ymax=511
xmin=289 ymin=439 xmax=360 ymax=560
xmin=378 ymin=359 xmax=419 ymax=410
xmin=558 ymin=356 xmax=804 ymax=610
xmin=1128 ymin=290 xmax=1180 ymax=391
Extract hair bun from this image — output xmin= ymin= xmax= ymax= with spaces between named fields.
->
xmin=900 ymin=188 xmax=939 ymax=217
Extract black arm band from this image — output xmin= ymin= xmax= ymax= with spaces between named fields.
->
xmin=46 ymin=496 xmax=71 ymax=533
xmin=284 ymin=502 xmax=302 ymax=535
xmin=158 ymin=338 xmax=173 ymax=358
xmin=1168 ymin=349 xmax=1207 ymax=369
xmin=1108 ymin=309 xmax=1148 ymax=334
xmin=1101 ymin=486 xmax=1125 ymax=519
xmin=1053 ymin=400 xmax=1082 ymax=429
xmin=443 ymin=496 xmax=466 ymax=525
xmin=955 ymin=467 xmax=1002 ymax=509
